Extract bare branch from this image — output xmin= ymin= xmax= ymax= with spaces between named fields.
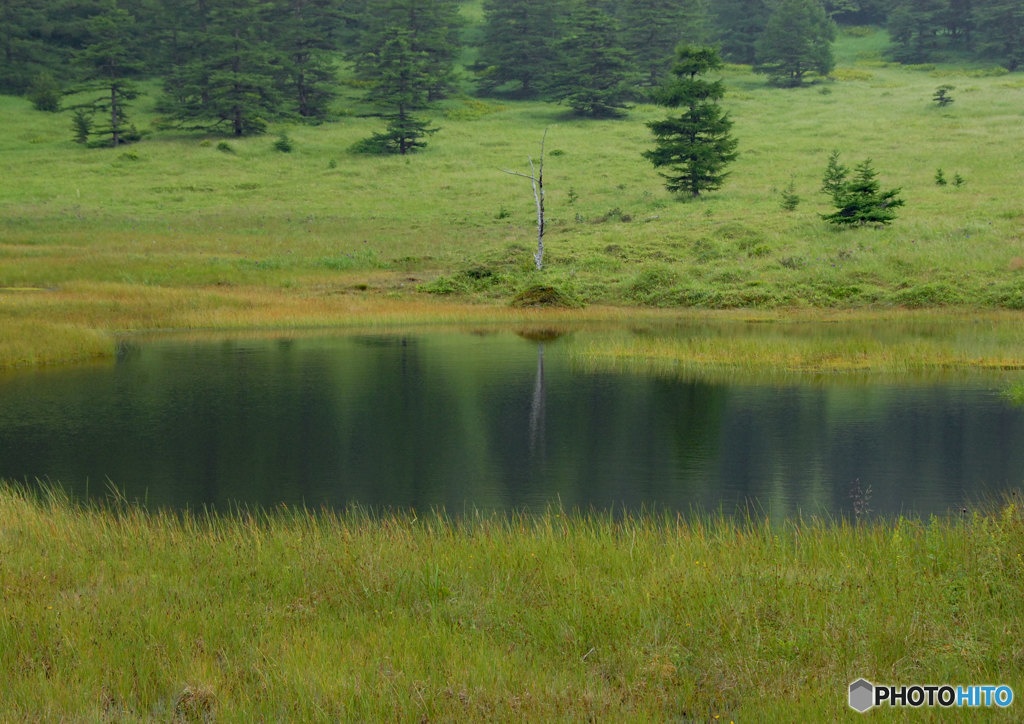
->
xmin=500 ymin=127 xmax=549 ymax=271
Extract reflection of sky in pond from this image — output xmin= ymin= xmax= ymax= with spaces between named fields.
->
xmin=0 ymin=329 xmax=1021 ymax=519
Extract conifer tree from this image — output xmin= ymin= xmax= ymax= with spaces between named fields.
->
xmin=158 ymin=0 xmax=281 ymax=136
xmin=643 ymin=46 xmax=739 ymax=198
xmin=0 ymin=0 xmax=63 ymax=94
xmin=350 ymin=0 xmax=461 ymax=102
xmin=549 ymin=1 xmax=631 ymax=117
xmin=973 ymin=0 xmax=1024 ymax=71
xmin=74 ymin=2 xmax=143 ymax=147
xmin=755 ymin=0 xmax=835 ymax=86
xmin=271 ymin=0 xmax=342 ymax=120
xmin=822 ymin=157 xmax=904 ymax=227
xmin=614 ymin=0 xmax=708 ymax=87
xmin=888 ymin=0 xmax=948 ymax=62
xmin=711 ymin=0 xmax=771 ymax=65
xmin=353 ymin=30 xmax=437 ymax=154
xmin=477 ymin=0 xmax=567 ymax=97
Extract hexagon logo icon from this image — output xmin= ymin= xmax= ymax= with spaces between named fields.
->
xmin=849 ymin=678 xmax=874 ymax=712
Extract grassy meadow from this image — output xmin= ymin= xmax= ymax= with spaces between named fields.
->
xmin=2 ymin=484 xmax=1023 ymax=721
xmin=4 ymin=29 xmax=1024 ymax=721
xmin=2 ymin=30 xmax=1024 ymax=368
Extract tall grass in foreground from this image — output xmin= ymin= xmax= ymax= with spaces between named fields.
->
xmin=2 ymin=484 xmax=1022 ymax=720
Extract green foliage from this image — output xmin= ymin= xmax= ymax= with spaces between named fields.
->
xmin=357 ymin=30 xmax=440 ymax=154
xmin=822 ymin=156 xmax=904 ymax=227
xmin=273 ymin=133 xmax=293 ymax=153
xmin=158 ymin=0 xmax=280 ymax=137
xmin=74 ymin=5 xmax=143 ymax=147
xmin=711 ymin=0 xmax=771 ymax=64
xmin=70 ymin=108 xmax=93 ymax=145
xmin=549 ymin=2 xmax=631 ymax=118
xmin=510 ymin=284 xmax=581 ymax=307
xmin=932 ymin=84 xmax=955 ymax=106
xmin=477 ymin=0 xmax=567 ymax=97
xmin=780 ymin=177 xmax=800 ymax=211
xmin=820 ymin=149 xmax=849 ymax=201
xmin=270 ymin=0 xmax=340 ymax=120
xmin=27 ymin=72 xmax=61 ymax=112
xmin=953 ymin=172 xmax=966 ymax=187
xmin=351 ymin=113 xmax=438 ymax=155
xmin=935 ymin=167 xmax=947 ymax=185
xmin=973 ymin=0 xmax=1024 ymax=71
xmin=643 ymin=46 xmax=739 ymax=198
xmin=755 ymin=0 xmax=836 ymax=86
xmin=349 ymin=0 xmax=462 ymax=102
xmin=6 ymin=486 xmax=1022 ymax=721
xmin=615 ymin=0 xmax=709 ymax=87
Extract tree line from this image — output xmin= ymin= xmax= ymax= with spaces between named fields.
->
xmin=2 ymin=0 xmax=1021 ymax=148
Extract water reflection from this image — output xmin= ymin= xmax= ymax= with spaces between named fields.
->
xmin=0 ymin=329 xmax=1021 ymax=518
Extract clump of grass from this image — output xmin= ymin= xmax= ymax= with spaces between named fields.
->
xmin=0 ymin=317 xmax=114 ymax=368
xmin=1002 ymin=381 xmax=1024 ymax=406
xmin=570 ymin=315 xmax=1024 ymax=380
xmin=1 ymin=483 xmax=1021 ymax=720
xmin=510 ymin=283 xmax=580 ymax=308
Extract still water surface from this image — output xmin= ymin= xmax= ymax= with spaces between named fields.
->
xmin=1 ymin=329 xmax=1022 ymax=518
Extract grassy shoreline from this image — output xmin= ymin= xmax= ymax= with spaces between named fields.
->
xmin=5 ymin=283 xmax=1024 ymax=378
xmin=2 ymin=484 xmax=1021 ymax=720
xmin=4 ymin=32 xmax=1024 ymax=370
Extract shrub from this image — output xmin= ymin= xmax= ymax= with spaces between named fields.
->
xmin=28 ymin=72 xmax=61 ymax=112
xmin=273 ymin=133 xmax=293 ymax=153
xmin=932 ymin=85 xmax=954 ymax=106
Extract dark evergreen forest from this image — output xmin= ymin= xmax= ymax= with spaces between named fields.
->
xmin=2 ymin=0 xmax=1020 ymax=138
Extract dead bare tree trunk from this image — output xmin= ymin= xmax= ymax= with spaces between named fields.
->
xmin=501 ymin=128 xmax=547 ymax=271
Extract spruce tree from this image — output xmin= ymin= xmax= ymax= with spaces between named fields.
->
xmin=755 ymin=0 xmax=835 ymax=86
xmin=711 ymin=0 xmax=771 ymax=65
xmin=271 ymin=0 xmax=342 ymax=120
xmin=0 ymin=0 xmax=65 ymax=94
xmin=888 ymin=0 xmax=948 ymax=63
xmin=643 ymin=46 xmax=739 ymax=198
xmin=614 ymin=0 xmax=708 ymax=87
xmin=353 ymin=30 xmax=437 ymax=154
xmin=158 ymin=0 xmax=282 ymax=136
xmin=549 ymin=1 xmax=631 ymax=117
xmin=822 ymin=157 xmax=904 ymax=227
xmin=350 ymin=0 xmax=461 ymax=102
xmin=973 ymin=0 xmax=1024 ymax=71
xmin=73 ymin=3 xmax=144 ymax=147
xmin=477 ymin=0 xmax=567 ymax=97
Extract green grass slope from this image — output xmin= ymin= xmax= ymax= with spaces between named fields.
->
xmin=1 ymin=31 xmax=1023 ymax=366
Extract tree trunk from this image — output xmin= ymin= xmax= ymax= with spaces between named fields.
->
xmin=110 ymin=86 xmax=120 ymax=147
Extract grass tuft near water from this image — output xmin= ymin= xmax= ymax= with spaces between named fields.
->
xmin=2 ymin=483 xmax=1022 ymax=720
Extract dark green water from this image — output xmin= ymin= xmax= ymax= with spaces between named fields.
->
xmin=1 ymin=330 xmax=1022 ymax=518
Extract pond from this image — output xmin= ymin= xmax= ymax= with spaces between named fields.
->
xmin=1 ymin=326 xmax=1022 ymax=519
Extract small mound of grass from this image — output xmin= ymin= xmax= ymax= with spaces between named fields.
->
xmin=510 ymin=284 xmax=580 ymax=308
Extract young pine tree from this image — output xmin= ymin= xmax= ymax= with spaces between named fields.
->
xmin=643 ymin=46 xmax=739 ymax=198
xmin=823 ymin=157 xmax=904 ymax=227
